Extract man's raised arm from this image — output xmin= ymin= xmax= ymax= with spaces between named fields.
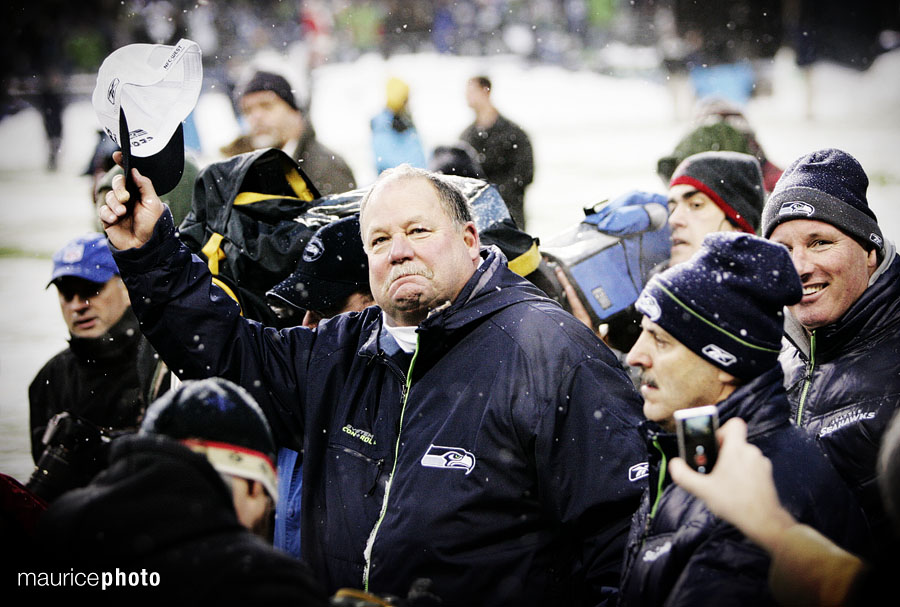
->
xmin=99 ymin=152 xmax=165 ymax=250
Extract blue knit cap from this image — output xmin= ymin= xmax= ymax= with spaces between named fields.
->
xmin=762 ymin=148 xmax=883 ymax=255
xmin=635 ymin=232 xmax=802 ymax=380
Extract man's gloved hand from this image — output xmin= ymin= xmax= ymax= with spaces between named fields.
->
xmin=583 ymin=190 xmax=668 ymax=236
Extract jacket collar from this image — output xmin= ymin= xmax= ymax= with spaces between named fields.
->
xmin=358 ymin=245 xmax=558 ymax=359
xmin=68 ymin=307 xmax=142 ymax=363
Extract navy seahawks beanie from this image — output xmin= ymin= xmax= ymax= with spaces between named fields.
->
xmin=762 ymin=148 xmax=884 ymax=255
xmin=669 ymin=150 xmax=765 ymax=233
xmin=635 ymin=232 xmax=802 ymax=381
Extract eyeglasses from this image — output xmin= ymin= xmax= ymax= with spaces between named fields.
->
xmin=54 ymin=278 xmax=105 ymax=302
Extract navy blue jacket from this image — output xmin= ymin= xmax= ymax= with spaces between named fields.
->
xmin=113 ymin=208 xmax=648 ymax=606
xmin=780 ymin=247 xmax=900 ymax=549
xmin=618 ymin=365 xmax=872 ymax=607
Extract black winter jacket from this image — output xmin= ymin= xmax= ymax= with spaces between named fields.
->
xmin=460 ymin=114 xmax=534 ymax=229
xmin=618 ymin=366 xmax=872 ymax=607
xmin=780 ymin=246 xmax=900 ymax=548
xmin=112 ymin=208 xmax=648 ymax=607
xmin=34 ymin=434 xmax=328 ymax=605
xmin=28 ymin=310 xmax=152 ymax=462
xmin=291 ymin=124 xmax=356 ymax=195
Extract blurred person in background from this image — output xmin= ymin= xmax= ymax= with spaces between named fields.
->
xmin=223 ymin=69 xmax=356 ymax=195
xmin=460 ymin=75 xmax=534 ymax=230
xmin=370 ymin=76 xmax=427 ymax=175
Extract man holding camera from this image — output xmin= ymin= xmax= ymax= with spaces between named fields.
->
xmin=28 ymin=233 xmax=155 ymax=467
xmin=762 ymin=148 xmax=900 ymax=551
xmin=618 ymin=231 xmax=870 ymax=607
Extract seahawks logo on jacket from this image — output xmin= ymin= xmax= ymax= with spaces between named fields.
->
xmin=420 ymin=445 xmax=476 ymax=475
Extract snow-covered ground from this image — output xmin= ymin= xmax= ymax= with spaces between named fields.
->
xmin=1 ymin=48 xmax=899 ymax=483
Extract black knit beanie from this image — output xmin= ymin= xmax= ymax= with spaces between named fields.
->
xmin=140 ymin=377 xmax=278 ymax=499
xmin=240 ymin=70 xmax=298 ymax=111
xmin=635 ymin=232 xmax=802 ymax=381
xmin=669 ymin=150 xmax=765 ymax=234
xmin=762 ymin=148 xmax=884 ymax=255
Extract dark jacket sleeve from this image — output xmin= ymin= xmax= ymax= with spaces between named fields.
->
xmin=535 ymin=354 xmax=646 ymax=604
xmin=111 ymin=208 xmax=314 ymax=448
xmin=511 ymin=126 xmax=534 ymax=189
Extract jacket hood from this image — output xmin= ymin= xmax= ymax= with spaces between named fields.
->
xmin=784 ymin=244 xmax=900 ymax=359
xmin=419 ymin=245 xmax=559 ymax=333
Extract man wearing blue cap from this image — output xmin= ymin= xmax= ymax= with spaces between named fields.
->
xmin=28 ymin=233 xmax=153 ymax=466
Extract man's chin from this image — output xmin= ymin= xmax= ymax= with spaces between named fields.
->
xmin=250 ymin=134 xmax=283 ymax=148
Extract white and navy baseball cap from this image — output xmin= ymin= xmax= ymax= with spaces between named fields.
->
xmin=92 ymin=38 xmax=202 ymax=199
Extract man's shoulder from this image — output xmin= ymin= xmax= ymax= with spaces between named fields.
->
xmin=487 ymin=295 xmax=616 ymax=361
xmin=496 ymin=113 xmax=530 ymax=136
xmin=32 ymin=346 xmax=77 ymax=380
xmin=304 ymin=306 xmax=380 ymax=360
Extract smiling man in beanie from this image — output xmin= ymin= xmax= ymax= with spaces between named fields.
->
xmin=618 ymin=231 xmax=871 ymax=607
xmin=226 ymin=69 xmax=356 ymax=195
xmin=762 ymin=147 xmax=900 ymax=551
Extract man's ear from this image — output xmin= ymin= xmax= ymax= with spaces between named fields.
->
xmin=463 ymin=221 xmax=480 ymax=260
xmin=248 ymin=479 xmax=265 ymax=499
xmin=866 ymin=247 xmax=879 ymax=277
xmin=717 ymin=368 xmax=740 ymax=386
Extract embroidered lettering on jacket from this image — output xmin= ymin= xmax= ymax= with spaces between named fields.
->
xmin=420 ymin=445 xmax=476 ymax=475
xmin=818 ymin=410 xmax=876 ymax=437
xmin=342 ymin=424 xmax=376 ymax=445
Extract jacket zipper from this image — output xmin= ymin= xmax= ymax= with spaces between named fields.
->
xmin=362 ymin=335 xmax=420 ymax=592
xmin=795 ymin=330 xmax=816 ymax=426
xmin=648 ymin=438 xmax=667 ymax=522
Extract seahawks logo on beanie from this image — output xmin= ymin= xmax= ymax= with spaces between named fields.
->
xmin=763 ymin=149 xmax=884 ymax=256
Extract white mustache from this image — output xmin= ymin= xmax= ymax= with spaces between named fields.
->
xmin=388 ymin=263 xmax=433 ymax=283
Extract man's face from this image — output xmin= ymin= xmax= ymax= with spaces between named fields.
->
xmin=465 ymin=80 xmax=488 ymax=110
xmin=626 ymin=317 xmax=732 ymax=432
xmin=361 ymin=176 xmax=480 ymax=327
xmin=238 ymin=90 xmax=303 ymax=148
xmin=769 ymin=219 xmax=877 ymax=330
xmin=55 ymin=276 xmax=131 ymax=339
xmin=667 ymin=184 xmax=738 ymax=266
